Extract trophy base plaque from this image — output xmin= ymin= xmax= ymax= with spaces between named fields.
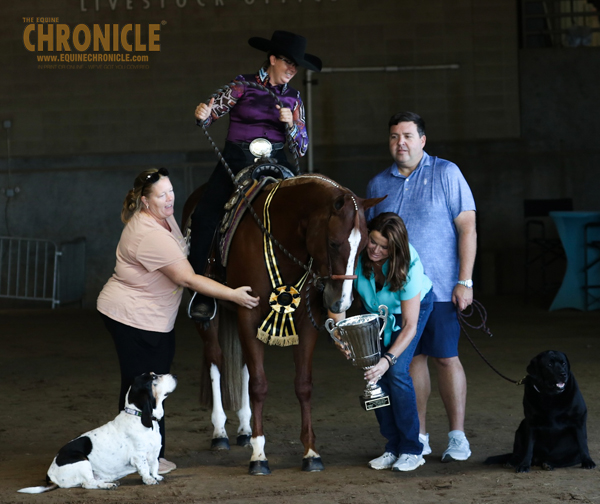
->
xmin=325 ymin=305 xmax=391 ymax=412
xmin=360 ymin=394 xmax=391 ymax=411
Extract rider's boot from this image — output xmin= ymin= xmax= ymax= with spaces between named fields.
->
xmin=188 ymin=291 xmax=217 ymax=322
xmin=188 ymin=235 xmax=221 ymax=323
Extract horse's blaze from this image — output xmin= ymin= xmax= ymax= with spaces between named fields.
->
xmin=339 ymin=225 xmax=361 ymax=312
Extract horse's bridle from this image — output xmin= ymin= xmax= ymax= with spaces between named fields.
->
xmin=327 ymin=192 xmax=360 ymax=282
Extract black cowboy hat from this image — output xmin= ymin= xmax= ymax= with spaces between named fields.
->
xmin=248 ymin=30 xmax=322 ymax=72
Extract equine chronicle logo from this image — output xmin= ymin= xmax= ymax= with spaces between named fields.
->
xmin=23 ymin=17 xmax=162 ymax=70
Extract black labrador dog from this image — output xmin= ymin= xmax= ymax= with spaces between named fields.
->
xmin=486 ymin=350 xmax=596 ymax=472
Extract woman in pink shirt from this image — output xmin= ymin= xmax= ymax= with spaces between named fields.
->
xmin=97 ymin=167 xmax=259 ymax=475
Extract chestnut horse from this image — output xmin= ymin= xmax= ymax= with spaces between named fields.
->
xmin=183 ymin=174 xmax=381 ymax=475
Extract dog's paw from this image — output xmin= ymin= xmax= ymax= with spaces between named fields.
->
xmin=541 ymin=462 xmax=554 ymax=471
xmin=582 ymin=458 xmax=596 ymax=469
xmin=516 ymin=464 xmax=531 ymax=473
xmin=155 ymin=474 xmax=164 ymax=482
xmin=142 ymin=476 xmax=160 ymax=485
xmin=85 ymin=480 xmax=119 ymax=490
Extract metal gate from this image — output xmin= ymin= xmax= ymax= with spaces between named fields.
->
xmin=0 ymin=236 xmax=86 ymax=308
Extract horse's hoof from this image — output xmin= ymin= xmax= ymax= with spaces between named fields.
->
xmin=210 ymin=437 xmax=230 ymax=451
xmin=302 ymin=456 xmax=325 ymax=472
xmin=236 ymin=434 xmax=252 ymax=447
xmin=249 ymin=460 xmax=271 ymax=475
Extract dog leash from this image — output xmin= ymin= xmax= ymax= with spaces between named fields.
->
xmin=457 ymin=299 xmax=525 ymax=386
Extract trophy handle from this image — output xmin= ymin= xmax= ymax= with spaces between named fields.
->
xmin=377 ymin=305 xmax=389 ymax=340
xmin=325 ymin=318 xmax=344 ymax=346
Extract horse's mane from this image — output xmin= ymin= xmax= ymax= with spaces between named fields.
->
xmin=279 ymin=174 xmax=359 ymax=213
xmin=280 ymin=174 xmax=344 ymax=192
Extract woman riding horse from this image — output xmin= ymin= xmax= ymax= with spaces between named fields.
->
xmin=189 ymin=31 xmax=322 ymax=320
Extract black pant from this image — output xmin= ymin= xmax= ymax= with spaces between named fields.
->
xmin=188 ymin=141 xmax=291 ymax=274
xmin=101 ymin=313 xmax=176 ymax=459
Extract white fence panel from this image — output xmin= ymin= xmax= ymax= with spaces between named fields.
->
xmin=0 ymin=236 xmax=86 ymax=308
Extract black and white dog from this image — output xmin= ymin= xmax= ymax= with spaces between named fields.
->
xmin=19 ymin=372 xmax=177 ymax=493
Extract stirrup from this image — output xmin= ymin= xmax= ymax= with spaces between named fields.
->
xmin=188 ymin=292 xmax=217 ymax=322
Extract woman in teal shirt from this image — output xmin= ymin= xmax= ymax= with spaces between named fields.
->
xmin=331 ymin=212 xmax=433 ymax=472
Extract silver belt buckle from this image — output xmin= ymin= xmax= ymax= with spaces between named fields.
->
xmin=249 ymin=138 xmax=273 ymax=161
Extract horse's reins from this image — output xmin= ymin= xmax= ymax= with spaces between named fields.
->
xmin=199 ymin=81 xmax=357 ymax=328
xmin=457 ymin=299 xmax=524 ymax=385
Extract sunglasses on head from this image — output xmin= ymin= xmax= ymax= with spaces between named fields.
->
xmin=141 ymin=167 xmax=169 ymax=189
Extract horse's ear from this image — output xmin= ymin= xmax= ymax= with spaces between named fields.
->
xmin=362 ymin=195 xmax=387 ymax=210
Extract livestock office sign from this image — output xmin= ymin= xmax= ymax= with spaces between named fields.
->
xmin=23 ymin=18 xmax=161 ymax=70
xmin=80 ymin=0 xmax=337 ymax=9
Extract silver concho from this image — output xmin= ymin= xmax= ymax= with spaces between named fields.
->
xmin=249 ymin=138 xmax=273 ymax=160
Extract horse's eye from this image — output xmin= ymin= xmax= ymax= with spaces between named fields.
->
xmin=329 ymin=241 xmax=340 ymax=250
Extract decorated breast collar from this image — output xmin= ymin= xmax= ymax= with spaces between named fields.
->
xmin=257 ymin=183 xmax=311 ymax=346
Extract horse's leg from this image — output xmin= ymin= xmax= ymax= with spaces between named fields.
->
xmin=197 ymin=320 xmax=230 ymax=451
xmin=215 ymin=305 xmax=252 ymax=448
xmin=235 ymin=364 xmax=252 ymax=447
xmin=208 ymin=363 xmax=230 ymax=450
xmin=236 ymin=309 xmax=270 ymax=475
xmin=294 ymin=323 xmax=325 ymax=472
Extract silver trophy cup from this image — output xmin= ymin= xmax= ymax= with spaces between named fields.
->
xmin=325 ymin=305 xmax=390 ymax=411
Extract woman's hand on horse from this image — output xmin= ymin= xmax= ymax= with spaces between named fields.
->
xmin=230 ymin=286 xmax=260 ymax=309
xmin=275 ymin=105 xmax=294 ymax=127
xmin=195 ymin=97 xmax=215 ymax=122
xmin=364 ymin=358 xmax=390 ymax=384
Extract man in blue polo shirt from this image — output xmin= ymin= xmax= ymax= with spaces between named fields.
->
xmin=366 ymin=111 xmax=477 ymax=463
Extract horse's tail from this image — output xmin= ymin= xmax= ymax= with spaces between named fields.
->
xmin=199 ymin=303 xmax=245 ymax=411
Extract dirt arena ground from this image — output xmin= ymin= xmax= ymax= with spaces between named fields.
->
xmin=1 ymin=295 xmax=599 ymax=504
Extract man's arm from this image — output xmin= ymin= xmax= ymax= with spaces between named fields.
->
xmin=452 ymin=210 xmax=477 ymax=311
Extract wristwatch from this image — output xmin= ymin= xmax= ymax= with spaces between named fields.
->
xmin=457 ymin=279 xmax=473 ymax=288
xmin=384 ymin=352 xmax=397 ymax=366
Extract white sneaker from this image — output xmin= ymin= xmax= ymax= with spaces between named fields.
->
xmin=368 ymin=451 xmax=398 ymax=470
xmin=392 ymin=453 xmax=426 ymax=472
xmin=441 ymin=431 xmax=471 ymax=462
xmin=419 ymin=433 xmax=432 ymax=456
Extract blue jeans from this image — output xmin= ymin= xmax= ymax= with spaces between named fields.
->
xmin=374 ymin=289 xmax=433 ymax=456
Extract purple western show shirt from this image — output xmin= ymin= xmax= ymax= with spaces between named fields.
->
xmin=202 ymin=68 xmax=309 ymax=157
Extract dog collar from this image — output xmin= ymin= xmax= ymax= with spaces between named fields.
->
xmin=124 ymin=407 xmax=158 ymax=421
